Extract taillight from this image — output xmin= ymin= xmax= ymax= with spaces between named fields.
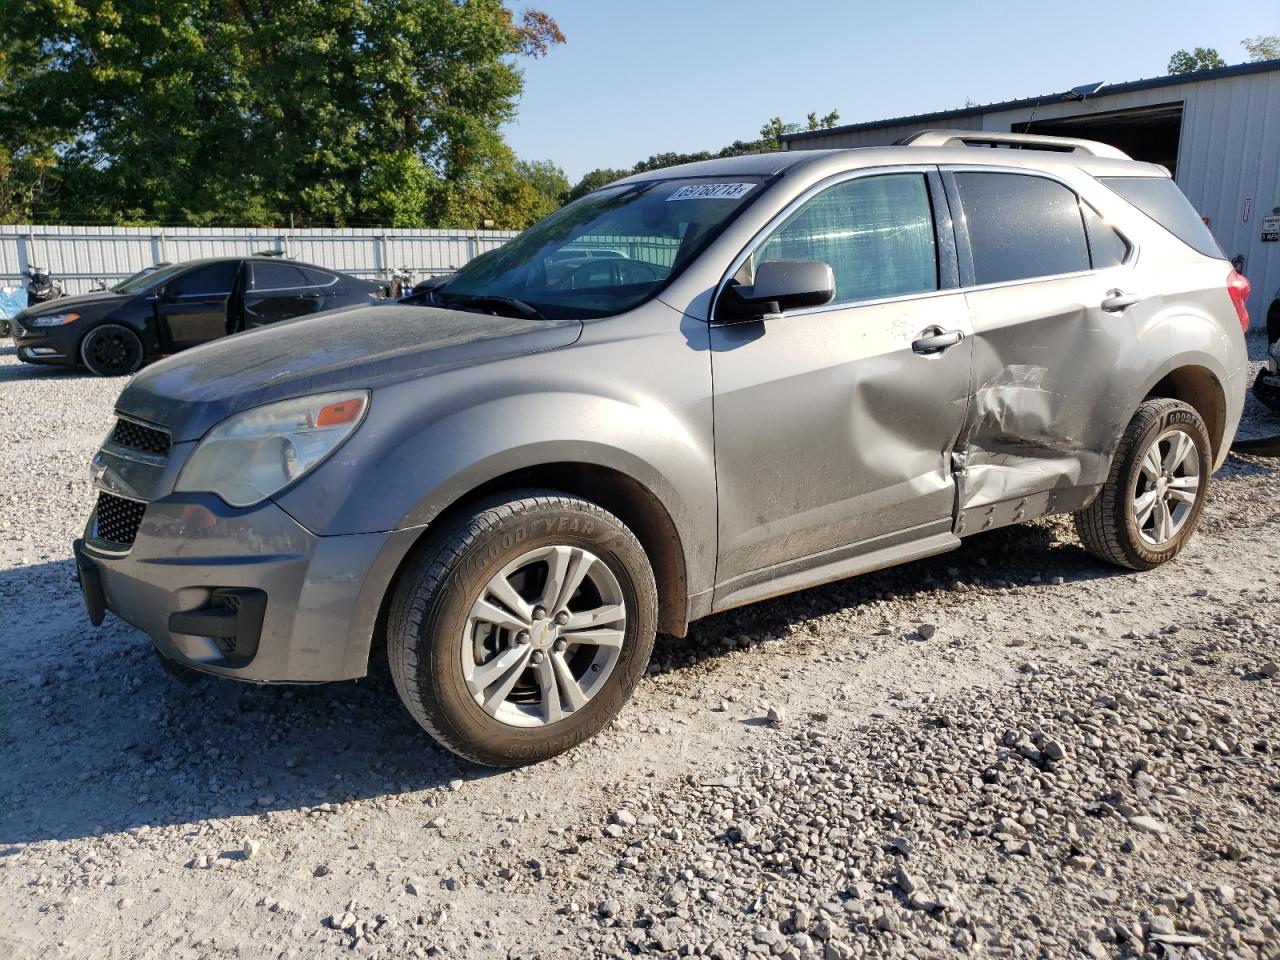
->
xmin=1226 ymin=269 xmax=1251 ymax=332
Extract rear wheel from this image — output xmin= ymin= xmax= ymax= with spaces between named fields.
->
xmin=1074 ymin=398 xmax=1212 ymax=570
xmin=80 ymin=324 xmax=143 ymax=377
xmin=388 ymin=491 xmax=657 ymax=767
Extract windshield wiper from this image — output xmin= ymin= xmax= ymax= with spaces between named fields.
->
xmin=450 ymin=295 xmax=546 ymax=322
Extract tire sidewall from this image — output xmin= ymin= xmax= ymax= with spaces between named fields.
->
xmin=415 ymin=502 xmax=656 ymax=766
xmin=1117 ymin=407 xmax=1212 ymax=568
xmin=80 ymin=324 xmax=143 ymax=377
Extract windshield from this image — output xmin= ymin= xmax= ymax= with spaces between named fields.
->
xmin=113 ymin=262 xmax=189 ymax=294
xmin=434 ymin=177 xmax=768 ymax=319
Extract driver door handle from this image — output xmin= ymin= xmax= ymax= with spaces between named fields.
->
xmin=912 ymin=328 xmax=965 ymax=355
xmin=1101 ymin=290 xmax=1142 ymax=312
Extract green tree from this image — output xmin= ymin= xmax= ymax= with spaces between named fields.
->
xmin=0 ymin=0 xmax=563 ymax=227
xmin=806 ymin=109 xmax=840 ymax=131
xmin=1242 ymin=35 xmax=1280 ymax=61
xmin=1167 ymin=47 xmax=1226 ymax=74
xmin=758 ymin=117 xmax=799 ymax=150
xmin=516 ymin=159 xmax=571 ymax=221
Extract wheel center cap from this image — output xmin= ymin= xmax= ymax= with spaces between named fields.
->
xmin=1156 ymin=477 xmax=1169 ymax=496
xmin=530 ymin=619 xmax=555 ymax=649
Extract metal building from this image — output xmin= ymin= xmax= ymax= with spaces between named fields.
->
xmin=781 ymin=59 xmax=1280 ymax=325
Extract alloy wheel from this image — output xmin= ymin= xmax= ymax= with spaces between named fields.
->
xmin=461 ymin=545 xmax=627 ymax=727
xmin=1132 ymin=426 xmax=1201 ymax=546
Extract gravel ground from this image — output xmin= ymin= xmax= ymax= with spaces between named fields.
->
xmin=1 ymin=337 xmax=1278 ymax=960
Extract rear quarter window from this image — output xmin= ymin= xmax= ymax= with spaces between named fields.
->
xmin=1082 ymin=204 xmax=1130 ymax=269
xmin=1099 ymin=177 xmax=1224 ymax=259
xmin=954 ymin=172 xmax=1090 ymax=284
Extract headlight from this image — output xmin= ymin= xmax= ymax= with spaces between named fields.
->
xmin=26 ymin=312 xmax=80 ymax=327
xmin=175 ymin=391 xmax=369 ymax=507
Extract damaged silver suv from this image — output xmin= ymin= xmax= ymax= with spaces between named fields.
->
xmin=76 ymin=130 xmax=1250 ymax=766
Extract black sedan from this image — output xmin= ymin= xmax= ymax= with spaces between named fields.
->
xmin=11 ymin=256 xmax=386 ymax=376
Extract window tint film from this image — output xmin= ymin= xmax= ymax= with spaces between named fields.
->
xmin=753 ymin=174 xmax=938 ymax=305
xmin=167 ymin=261 xmax=238 ymax=297
xmin=113 ymin=262 xmax=187 ymax=295
xmin=1082 ymin=204 xmax=1129 ymax=269
xmin=297 ymin=266 xmax=339 ymax=287
xmin=956 ymin=173 xmax=1089 ymax=284
xmin=1099 ymin=177 xmax=1224 ymax=259
xmin=250 ymin=261 xmax=309 ymax=291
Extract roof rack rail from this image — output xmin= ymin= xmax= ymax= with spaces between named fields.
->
xmin=898 ymin=128 xmax=1130 ymax=160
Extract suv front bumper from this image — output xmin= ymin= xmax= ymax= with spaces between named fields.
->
xmin=76 ymin=494 xmax=420 ymax=682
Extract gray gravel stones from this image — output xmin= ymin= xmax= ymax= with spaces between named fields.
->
xmin=1129 ymin=815 xmax=1167 ymax=835
xmin=1 ymin=342 xmax=1278 ymax=958
xmin=536 ymin=561 xmax=1280 ymax=957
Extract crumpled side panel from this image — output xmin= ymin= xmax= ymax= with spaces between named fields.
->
xmin=962 ymin=362 xmax=1108 ymax=510
xmin=957 ymin=278 xmax=1135 ymax=524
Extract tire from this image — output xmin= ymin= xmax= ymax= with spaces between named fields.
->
xmin=1074 ymin=398 xmax=1212 ymax=570
xmin=80 ymin=323 xmax=144 ymax=377
xmin=388 ymin=491 xmax=658 ymax=767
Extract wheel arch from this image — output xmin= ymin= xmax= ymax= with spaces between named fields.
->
xmin=1142 ymin=363 xmax=1228 ymax=464
xmin=369 ymin=462 xmax=691 ymax=668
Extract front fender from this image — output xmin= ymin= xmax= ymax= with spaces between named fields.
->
xmin=273 ymin=304 xmax=717 ymax=596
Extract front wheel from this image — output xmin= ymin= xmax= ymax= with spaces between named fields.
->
xmin=1074 ymin=398 xmax=1212 ymax=570
xmin=388 ymin=491 xmax=658 ymax=767
xmin=80 ymin=324 xmax=143 ymax=377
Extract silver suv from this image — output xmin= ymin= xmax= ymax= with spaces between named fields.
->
xmin=75 ymin=130 xmax=1251 ymax=766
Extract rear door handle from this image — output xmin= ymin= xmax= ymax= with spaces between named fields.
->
xmin=912 ymin=328 xmax=965 ymax=355
xmin=1101 ymin=290 xmax=1142 ymax=312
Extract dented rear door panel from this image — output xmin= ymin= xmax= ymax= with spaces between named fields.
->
xmin=957 ymin=273 xmax=1145 ymax=531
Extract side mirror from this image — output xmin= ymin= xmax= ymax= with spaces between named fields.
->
xmin=717 ymin=259 xmax=835 ymax=322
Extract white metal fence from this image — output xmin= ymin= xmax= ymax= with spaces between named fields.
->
xmin=0 ymin=225 xmax=519 ymax=296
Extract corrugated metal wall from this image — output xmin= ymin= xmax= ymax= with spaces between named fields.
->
xmin=783 ymin=69 xmax=1280 ymax=324
xmin=0 ymin=225 xmax=518 ymax=295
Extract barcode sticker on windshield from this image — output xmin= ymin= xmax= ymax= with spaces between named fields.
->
xmin=666 ymin=183 xmax=756 ymax=202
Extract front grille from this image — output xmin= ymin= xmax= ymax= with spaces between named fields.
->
xmin=110 ymin=418 xmax=170 ymax=456
xmin=95 ymin=493 xmax=147 ymax=546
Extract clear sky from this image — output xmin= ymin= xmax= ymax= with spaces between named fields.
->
xmin=502 ymin=0 xmax=1279 ymax=183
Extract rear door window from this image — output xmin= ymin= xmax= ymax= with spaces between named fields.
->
xmin=1099 ymin=176 xmax=1224 ymax=259
xmin=752 ymin=172 xmax=939 ymax=305
xmin=955 ymin=172 xmax=1090 ymax=284
xmin=249 ymin=261 xmax=310 ymax=291
xmin=297 ymin=266 xmax=340 ymax=287
xmin=166 ymin=261 xmax=239 ymax=297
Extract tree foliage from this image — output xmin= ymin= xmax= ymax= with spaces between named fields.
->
xmin=1242 ymin=35 xmax=1280 ymax=62
xmin=1167 ymin=47 xmax=1226 ymax=74
xmin=566 ymin=110 xmax=841 ymax=203
xmin=0 ymin=0 xmax=564 ymax=227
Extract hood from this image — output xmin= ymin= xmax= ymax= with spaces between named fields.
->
xmin=116 ymin=305 xmax=583 ymax=441
xmin=21 ymin=290 xmax=127 ymax=317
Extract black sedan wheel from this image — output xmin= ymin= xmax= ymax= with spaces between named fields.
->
xmin=80 ymin=324 xmax=143 ymax=377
